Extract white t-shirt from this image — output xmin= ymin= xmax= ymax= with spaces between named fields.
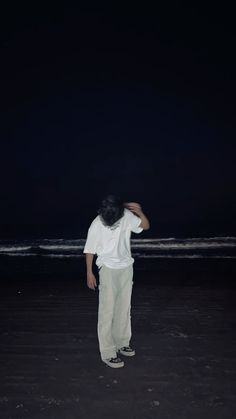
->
xmin=83 ymin=209 xmax=143 ymax=269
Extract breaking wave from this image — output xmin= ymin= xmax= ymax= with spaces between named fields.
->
xmin=0 ymin=237 xmax=236 ymax=259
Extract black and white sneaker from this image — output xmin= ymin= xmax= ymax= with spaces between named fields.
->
xmin=118 ymin=346 xmax=136 ymax=357
xmin=103 ymin=357 xmax=124 ymax=368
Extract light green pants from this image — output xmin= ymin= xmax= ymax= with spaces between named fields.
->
xmin=98 ymin=264 xmax=133 ymax=361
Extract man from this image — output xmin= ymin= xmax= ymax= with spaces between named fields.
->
xmin=83 ymin=195 xmax=150 ymax=368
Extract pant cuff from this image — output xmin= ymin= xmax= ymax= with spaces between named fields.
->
xmin=101 ymin=348 xmax=117 ymax=361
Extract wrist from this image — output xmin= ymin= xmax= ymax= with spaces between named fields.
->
xmin=87 ymin=270 xmax=93 ymax=275
xmin=136 ymin=210 xmax=144 ymax=217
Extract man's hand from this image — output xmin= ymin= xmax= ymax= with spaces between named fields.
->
xmin=124 ymin=202 xmax=150 ymax=230
xmin=124 ymin=202 xmax=143 ymax=217
xmin=87 ymin=272 xmax=97 ymax=290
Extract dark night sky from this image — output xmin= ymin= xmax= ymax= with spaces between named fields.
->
xmin=1 ymin=4 xmax=236 ymax=238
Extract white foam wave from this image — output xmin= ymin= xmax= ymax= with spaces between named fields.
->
xmin=141 ymin=254 xmax=236 ymax=259
xmin=1 ymin=252 xmax=236 ymax=259
xmin=2 ymin=252 xmax=39 ymax=257
xmin=132 ymin=236 xmax=236 ymax=242
xmin=131 ymin=243 xmax=236 ymax=249
xmin=0 ymin=246 xmax=31 ymax=253
xmin=40 ymin=245 xmax=84 ymax=250
xmin=44 ymin=254 xmax=83 ymax=258
xmin=0 ymin=236 xmax=236 ymax=259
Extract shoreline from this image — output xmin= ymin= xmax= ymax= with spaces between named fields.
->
xmin=1 ymin=255 xmax=236 ymax=286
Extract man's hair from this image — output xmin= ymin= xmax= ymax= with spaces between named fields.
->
xmin=98 ymin=195 xmax=124 ymax=227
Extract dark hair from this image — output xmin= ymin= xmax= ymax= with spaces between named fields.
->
xmin=98 ymin=195 xmax=124 ymax=227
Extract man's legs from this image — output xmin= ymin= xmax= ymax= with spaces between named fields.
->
xmin=112 ymin=265 xmax=133 ymax=351
xmin=97 ymin=266 xmax=117 ymax=361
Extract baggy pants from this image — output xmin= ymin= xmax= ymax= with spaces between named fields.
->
xmin=98 ymin=264 xmax=133 ymax=361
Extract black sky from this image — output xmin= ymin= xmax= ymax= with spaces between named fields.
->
xmin=1 ymin=4 xmax=236 ymax=238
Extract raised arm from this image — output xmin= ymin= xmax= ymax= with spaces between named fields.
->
xmin=124 ymin=202 xmax=150 ymax=230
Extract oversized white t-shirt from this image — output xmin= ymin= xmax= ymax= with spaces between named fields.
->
xmin=83 ymin=209 xmax=143 ymax=269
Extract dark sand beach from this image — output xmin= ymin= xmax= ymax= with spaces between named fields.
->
xmin=0 ymin=257 xmax=236 ymax=418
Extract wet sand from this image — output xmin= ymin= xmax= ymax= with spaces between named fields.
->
xmin=0 ymin=258 xmax=236 ymax=418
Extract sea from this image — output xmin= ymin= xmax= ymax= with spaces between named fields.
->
xmin=0 ymin=236 xmax=236 ymax=259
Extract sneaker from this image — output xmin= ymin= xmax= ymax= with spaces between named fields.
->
xmin=103 ymin=357 xmax=124 ymax=368
xmin=118 ymin=346 xmax=136 ymax=357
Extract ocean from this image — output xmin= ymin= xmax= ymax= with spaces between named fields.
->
xmin=0 ymin=236 xmax=236 ymax=259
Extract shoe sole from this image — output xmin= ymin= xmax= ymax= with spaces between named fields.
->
xmin=102 ymin=360 xmax=124 ymax=368
xmin=118 ymin=350 xmax=135 ymax=357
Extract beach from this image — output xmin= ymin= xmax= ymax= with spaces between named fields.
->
xmin=0 ymin=256 xmax=236 ymax=418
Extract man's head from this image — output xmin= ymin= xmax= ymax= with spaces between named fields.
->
xmin=98 ymin=195 xmax=124 ymax=227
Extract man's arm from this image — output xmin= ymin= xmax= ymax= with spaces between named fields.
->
xmin=85 ymin=253 xmax=97 ymax=290
xmin=125 ymin=202 xmax=150 ymax=230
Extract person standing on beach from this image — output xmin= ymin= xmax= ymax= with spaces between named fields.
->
xmin=83 ymin=195 xmax=150 ymax=368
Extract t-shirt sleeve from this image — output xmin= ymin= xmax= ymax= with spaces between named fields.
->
xmin=128 ymin=210 xmax=143 ymax=234
xmin=83 ymin=222 xmax=99 ymax=254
